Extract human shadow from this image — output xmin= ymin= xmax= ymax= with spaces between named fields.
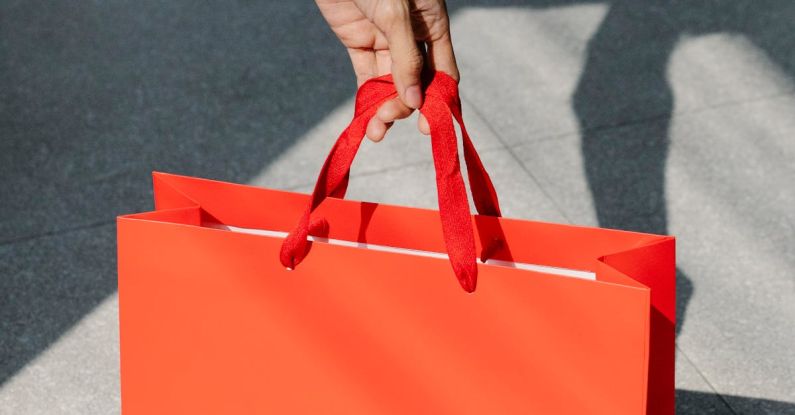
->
xmin=571 ymin=0 xmax=794 ymax=342
xmin=0 ymin=0 xmax=356 ymax=387
xmin=450 ymin=0 xmax=795 ymax=344
xmin=445 ymin=0 xmax=795 ymax=412
xmin=574 ymin=2 xmax=794 ymax=412
xmin=571 ymin=0 xmax=687 ymax=335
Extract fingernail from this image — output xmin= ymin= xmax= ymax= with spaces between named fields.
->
xmin=404 ymin=85 xmax=422 ymax=109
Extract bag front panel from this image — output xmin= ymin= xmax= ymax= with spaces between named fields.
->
xmin=118 ymin=216 xmax=650 ymax=415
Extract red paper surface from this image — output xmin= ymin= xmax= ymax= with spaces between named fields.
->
xmin=117 ymin=172 xmax=675 ymax=414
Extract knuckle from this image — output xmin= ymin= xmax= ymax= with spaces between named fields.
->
xmin=375 ymin=0 xmax=408 ymax=28
xmin=402 ymin=51 xmax=423 ymax=71
xmin=379 ymin=101 xmax=410 ymax=121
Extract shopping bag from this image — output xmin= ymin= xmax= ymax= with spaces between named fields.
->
xmin=117 ymin=72 xmax=675 ymax=414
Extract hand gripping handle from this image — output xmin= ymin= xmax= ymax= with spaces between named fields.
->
xmin=279 ymin=72 xmax=501 ymax=292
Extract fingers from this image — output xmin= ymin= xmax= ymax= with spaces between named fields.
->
xmin=372 ymin=0 xmax=424 ymax=109
xmin=366 ymin=118 xmax=391 ymax=142
xmin=418 ymin=113 xmax=430 ymax=135
xmin=366 ymin=97 xmax=414 ymax=142
xmin=350 ymin=0 xmax=456 ymax=141
xmin=427 ymin=32 xmax=459 ymax=82
xmin=347 ymin=48 xmax=379 ymax=86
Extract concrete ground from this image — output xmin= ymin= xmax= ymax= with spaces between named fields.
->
xmin=1 ymin=1 xmax=793 ymax=413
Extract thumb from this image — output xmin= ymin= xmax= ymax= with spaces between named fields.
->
xmin=376 ymin=1 xmax=424 ymax=109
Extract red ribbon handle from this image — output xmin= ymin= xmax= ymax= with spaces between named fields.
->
xmin=279 ymin=71 xmax=501 ymax=292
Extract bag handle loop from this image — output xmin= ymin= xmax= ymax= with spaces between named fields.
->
xmin=279 ymin=71 xmax=501 ymax=292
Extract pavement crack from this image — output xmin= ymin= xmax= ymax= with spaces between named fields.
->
xmin=0 ymin=220 xmax=116 ymax=247
xmin=676 ymin=345 xmax=741 ymax=415
xmin=282 ymin=146 xmax=508 ymax=192
xmin=460 ymin=95 xmax=576 ymax=224
xmin=495 ymin=88 xmax=795 ymax=152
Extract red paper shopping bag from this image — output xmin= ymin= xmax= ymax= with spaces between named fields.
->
xmin=117 ymin=72 xmax=675 ymax=414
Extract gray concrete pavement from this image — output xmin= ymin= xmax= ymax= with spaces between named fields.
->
xmin=1 ymin=1 xmax=794 ymax=414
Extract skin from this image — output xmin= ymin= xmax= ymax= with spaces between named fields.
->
xmin=316 ymin=0 xmax=459 ymax=142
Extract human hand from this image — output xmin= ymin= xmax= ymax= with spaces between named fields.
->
xmin=316 ymin=0 xmax=459 ymax=141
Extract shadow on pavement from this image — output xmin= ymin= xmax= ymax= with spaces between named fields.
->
xmin=676 ymin=389 xmax=795 ymax=415
xmin=677 ymin=390 xmax=795 ymax=414
xmin=447 ymin=0 xmax=795 ymax=412
xmin=451 ymin=0 xmax=795 ymax=343
xmin=0 ymin=0 xmax=354 ymax=386
xmin=574 ymin=1 xmax=795 ymax=410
